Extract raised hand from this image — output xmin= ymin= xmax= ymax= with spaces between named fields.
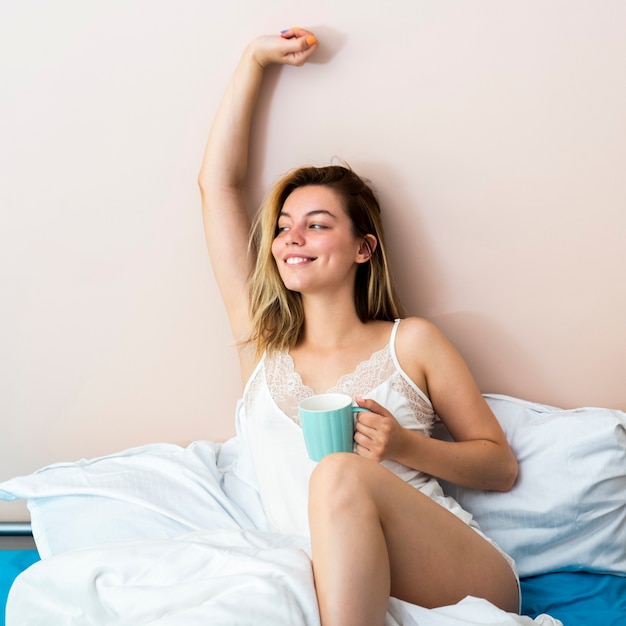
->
xmin=249 ymin=27 xmax=318 ymax=68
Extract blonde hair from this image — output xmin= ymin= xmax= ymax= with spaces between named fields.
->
xmin=247 ymin=165 xmax=404 ymax=356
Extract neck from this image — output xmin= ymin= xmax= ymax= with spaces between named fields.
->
xmin=298 ymin=292 xmax=365 ymax=350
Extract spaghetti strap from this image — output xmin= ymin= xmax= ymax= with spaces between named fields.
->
xmin=389 ymin=318 xmax=432 ymax=407
xmin=389 ymin=318 xmax=401 ymax=347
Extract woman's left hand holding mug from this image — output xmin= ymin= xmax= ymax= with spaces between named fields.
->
xmin=353 ymin=397 xmax=409 ymax=462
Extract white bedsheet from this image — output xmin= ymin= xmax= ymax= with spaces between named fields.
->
xmin=7 ymin=529 xmax=561 ymax=626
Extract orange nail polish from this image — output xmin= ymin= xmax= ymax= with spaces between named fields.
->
xmin=306 ymin=35 xmax=316 ymax=46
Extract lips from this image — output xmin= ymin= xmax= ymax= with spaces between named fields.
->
xmin=284 ymin=256 xmax=315 ymax=265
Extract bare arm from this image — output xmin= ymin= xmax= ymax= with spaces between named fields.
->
xmin=198 ymin=29 xmax=318 ymax=377
xmin=355 ymin=318 xmax=518 ymax=491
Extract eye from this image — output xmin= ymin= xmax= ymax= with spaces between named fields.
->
xmin=308 ymin=223 xmax=328 ymax=230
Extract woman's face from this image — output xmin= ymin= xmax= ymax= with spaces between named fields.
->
xmin=271 ymin=185 xmax=370 ymax=295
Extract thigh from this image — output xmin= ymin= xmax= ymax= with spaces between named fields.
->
xmin=353 ymin=457 xmax=519 ymax=612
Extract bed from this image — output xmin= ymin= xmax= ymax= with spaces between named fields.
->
xmin=0 ymin=548 xmax=38 ymax=626
xmin=1 ymin=394 xmax=625 ymax=625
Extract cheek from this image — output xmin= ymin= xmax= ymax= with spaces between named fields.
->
xmin=270 ymin=238 xmax=282 ymax=263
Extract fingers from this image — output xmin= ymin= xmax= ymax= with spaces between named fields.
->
xmin=355 ymin=396 xmax=388 ymax=417
xmin=277 ymin=27 xmax=318 ymax=65
xmin=354 ymin=405 xmax=382 ymax=459
xmin=280 ymin=26 xmax=316 ymax=46
xmin=354 ymin=428 xmax=381 ymax=461
xmin=249 ymin=30 xmax=317 ymax=68
xmin=354 ymin=398 xmax=401 ymax=462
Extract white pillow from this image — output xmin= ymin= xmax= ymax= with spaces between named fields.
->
xmin=438 ymin=394 xmax=626 ymax=578
xmin=0 ymin=439 xmax=266 ymax=558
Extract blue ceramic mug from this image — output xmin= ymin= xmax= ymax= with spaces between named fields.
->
xmin=299 ymin=393 xmax=370 ymax=462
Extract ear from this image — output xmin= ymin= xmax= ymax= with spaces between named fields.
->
xmin=356 ymin=234 xmax=377 ymax=264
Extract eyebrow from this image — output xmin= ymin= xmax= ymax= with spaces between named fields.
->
xmin=278 ymin=210 xmax=337 ymax=220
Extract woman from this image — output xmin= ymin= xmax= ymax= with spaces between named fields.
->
xmin=198 ymin=27 xmax=520 ymax=626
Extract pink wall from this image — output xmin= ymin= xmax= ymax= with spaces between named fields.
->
xmin=2 ymin=0 xmax=625 ymax=521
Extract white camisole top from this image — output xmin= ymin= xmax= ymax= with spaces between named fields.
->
xmin=240 ymin=319 xmax=479 ymax=537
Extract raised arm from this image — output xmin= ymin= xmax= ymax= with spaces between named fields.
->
xmin=198 ymin=29 xmax=318 ymax=376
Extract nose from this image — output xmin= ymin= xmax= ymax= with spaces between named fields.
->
xmin=285 ymin=225 xmax=304 ymax=246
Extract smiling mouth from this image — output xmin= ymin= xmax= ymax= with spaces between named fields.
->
xmin=285 ymin=256 xmax=315 ymax=265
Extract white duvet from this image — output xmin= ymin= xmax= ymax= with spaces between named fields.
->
xmin=3 ymin=403 xmax=563 ymax=626
xmin=7 ymin=529 xmax=561 ymax=626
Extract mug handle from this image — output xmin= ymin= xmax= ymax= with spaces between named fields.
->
xmin=351 ymin=405 xmax=370 ymax=426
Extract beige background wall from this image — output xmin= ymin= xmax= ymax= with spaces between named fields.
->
xmin=2 ymin=0 xmax=625 ymax=521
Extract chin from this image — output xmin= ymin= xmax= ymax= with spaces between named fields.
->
xmin=278 ymin=274 xmax=307 ymax=294
xmin=283 ymin=282 xmax=305 ymax=294
xmin=282 ymin=279 xmax=312 ymax=295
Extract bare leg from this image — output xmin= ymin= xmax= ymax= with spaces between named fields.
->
xmin=308 ymin=453 xmax=519 ymax=626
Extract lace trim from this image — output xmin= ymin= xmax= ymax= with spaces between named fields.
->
xmin=389 ymin=374 xmax=435 ymax=433
xmin=263 ymin=347 xmax=394 ymax=423
xmin=263 ymin=346 xmax=433 ymax=427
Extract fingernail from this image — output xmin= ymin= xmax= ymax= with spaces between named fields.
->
xmin=306 ymin=35 xmax=316 ymax=45
xmin=280 ymin=29 xmax=288 ymax=34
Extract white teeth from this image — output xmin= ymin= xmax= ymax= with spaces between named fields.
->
xmin=285 ymin=257 xmax=311 ymax=265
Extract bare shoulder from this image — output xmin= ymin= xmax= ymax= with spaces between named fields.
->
xmin=394 ymin=317 xmax=451 ymax=359
xmin=395 ymin=316 xmax=472 ymax=377
xmin=395 ymin=316 xmax=441 ymax=343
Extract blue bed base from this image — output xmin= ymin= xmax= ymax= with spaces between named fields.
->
xmin=1 ymin=550 xmax=40 ymax=626
xmin=2 ymin=550 xmax=625 ymax=625
xmin=520 ymin=571 xmax=626 ymax=625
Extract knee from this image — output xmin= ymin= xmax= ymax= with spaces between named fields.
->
xmin=309 ymin=453 xmax=371 ymax=513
